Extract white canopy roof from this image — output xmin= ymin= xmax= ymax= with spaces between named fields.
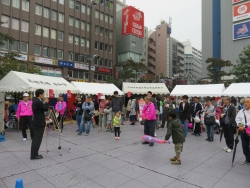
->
xmin=0 ymin=71 xmax=79 ymax=94
xmin=222 ymin=83 xmax=250 ymax=97
xmin=122 ymin=82 xmax=170 ymax=95
xmin=171 ymin=84 xmax=225 ymax=97
xmin=71 ymin=82 xmax=123 ymax=95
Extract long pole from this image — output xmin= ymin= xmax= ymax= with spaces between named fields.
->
xmin=88 ymin=2 xmax=94 ymax=82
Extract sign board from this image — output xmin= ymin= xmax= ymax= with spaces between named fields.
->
xmin=232 ymin=0 xmax=244 ymax=4
xmin=29 ymin=56 xmax=58 ymax=65
xmin=75 ymin=63 xmax=95 ymax=71
xmin=233 ymin=20 xmax=250 ymax=40
xmin=58 ymin=60 xmax=74 ymax=68
xmin=98 ymin=67 xmax=111 ymax=73
xmin=0 ymin=51 xmax=28 ymax=61
xmin=48 ymin=106 xmax=59 ymax=129
xmin=122 ymin=6 xmax=144 ymax=38
xmin=233 ymin=1 xmax=250 ymax=22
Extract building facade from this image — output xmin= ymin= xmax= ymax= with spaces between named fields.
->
xmin=202 ymin=0 xmax=250 ymax=78
xmin=0 ymin=0 xmax=116 ymax=82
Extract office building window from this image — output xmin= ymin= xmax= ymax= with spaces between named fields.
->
xmin=75 ymin=36 xmax=80 ymax=45
xmin=51 ymin=10 xmax=57 ymax=21
xmin=69 ymin=16 xmax=74 ymax=26
xmin=81 ymin=38 xmax=85 ymax=46
xmin=105 ymin=29 xmax=109 ymax=37
xmin=81 ymin=21 xmax=85 ymax=30
xmin=12 ymin=0 xmax=20 ymax=8
xmin=80 ymin=54 xmax=85 ymax=62
xmin=59 ymin=0 xmax=64 ymax=5
xmin=44 ymin=7 xmax=49 ymax=18
xmin=105 ymin=0 xmax=109 ymax=7
xmin=110 ymin=1 xmax=113 ymax=9
xmin=86 ymin=39 xmax=89 ymax=47
xmin=94 ymin=58 xmax=98 ymax=65
xmin=11 ymin=41 xmax=19 ymax=52
xmin=100 ymin=43 xmax=104 ymax=51
xmin=2 ymin=0 xmax=10 ymax=5
xmin=131 ymin=41 xmax=136 ymax=47
xmin=12 ymin=18 xmax=19 ymax=30
xmin=105 ymin=14 xmax=108 ymax=22
xmin=109 ymin=60 xmax=112 ymax=67
xmin=100 ymin=12 xmax=104 ymax=20
xmin=43 ymin=27 xmax=49 ymax=37
xmin=21 ymin=42 xmax=28 ymax=53
xmin=105 ymin=44 xmax=108 ymax=51
xmin=104 ymin=59 xmax=108 ymax=66
xmin=51 ymin=29 xmax=56 ymax=39
xmin=58 ymin=31 xmax=63 ymax=41
xmin=58 ymin=50 xmax=63 ymax=59
xmin=100 ymin=0 xmax=104 ymax=5
xmin=35 ymin=45 xmax=41 ymax=55
xmin=87 ymin=23 xmax=90 ymax=31
xmin=87 ymin=7 xmax=90 ymax=15
xmin=21 ymin=20 xmax=29 ymax=32
xmin=75 ymin=1 xmax=80 ymax=10
xmin=109 ymin=31 xmax=113 ymax=39
xmin=69 ymin=34 xmax=73 ymax=43
xmin=35 ymin=24 xmax=41 ymax=35
xmin=100 ymin=27 xmax=104 ymax=35
xmin=50 ymin=48 xmax=56 ymax=58
xmin=95 ymin=41 xmax=99 ymax=49
xmin=95 ymin=25 xmax=99 ymax=33
xmin=75 ymin=53 xmax=79 ymax=61
xmin=52 ymin=0 xmax=57 ymax=2
xmin=81 ymin=4 xmax=86 ymax=13
xmin=59 ymin=12 xmax=64 ymax=23
xmin=75 ymin=19 xmax=80 ymax=28
xmin=110 ymin=16 xmax=113 ymax=24
xmin=68 ymin=52 xmax=73 ymax=61
xmin=95 ymin=10 xmax=99 ymax=19
xmin=1 ymin=15 xmax=10 ymax=28
xmin=109 ymin=45 xmax=113 ymax=53
xmin=99 ymin=59 xmax=103 ymax=66
xmin=0 ymin=40 xmax=9 ymax=50
xmin=69 ymin=0 xmax=74 ymax=8
xmin=35 ymin=4 xmax=42 ymax=15
xmin=22 ymin=0 xmax=29 ymax=11
xmin=42 ymin=46 xmax=49 ymax=56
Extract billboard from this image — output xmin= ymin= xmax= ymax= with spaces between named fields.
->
xmin=233 ymin=1 xmax=250 ymax=22
xmin=233 ymin=20 xmax=250 ymax=40
xmin=232 ymin=0 xmax=244 ymax=4
xmin=122 ymin=6 xmax=144 ymax=38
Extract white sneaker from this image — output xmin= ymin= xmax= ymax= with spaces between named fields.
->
xmin=226 ymin=148 xmax=232 ymax=153
xmin=154 ymin=133 xmax=157 ymax=137
xmin=23 ymin=138 xmax=27 ymax=141
xmin=223 ymin=147 xmax=228 ymax=150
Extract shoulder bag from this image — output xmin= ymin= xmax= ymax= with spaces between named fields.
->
xmin=204 ymin=107 xmax=216 ymax=126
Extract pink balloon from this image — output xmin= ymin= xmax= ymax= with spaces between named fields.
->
xmin=142 ymin=135 xmax=171 ymax=144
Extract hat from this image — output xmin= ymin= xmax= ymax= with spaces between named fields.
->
xmin=100 ymin=96 xmax=105 ymax=100
xmin=23 ymin=93 xmax=29 ymax=97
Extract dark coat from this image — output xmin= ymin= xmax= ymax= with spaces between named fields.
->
xmin=165 ymin=119 xmax=185 ymax=144
xmin=178 ymin=102 xmax=191 ymax=121
xmin=73 ymin=101 xmax=83 ymax=115
xmin=191 ymin=102 xmax=203 ymax=117
xmin=228 ymin=104 xmax=237 ymax=127
xmin=32 ymin=97 xmax=49 ymax=127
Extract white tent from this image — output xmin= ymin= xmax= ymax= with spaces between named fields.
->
xmin=171 ymin=84 xmax=225 ymax=97
xmin=0 ymin=71 xmax=79 ymax=94
xmin=71 ymin=82 xmax=123 ymax=95
xmin=122 ymin=82 xmax=170 ymax=95
xmin=222 ymin=83 xmax=250 ymax=97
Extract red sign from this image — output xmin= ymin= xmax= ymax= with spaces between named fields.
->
xmin=122 ymin=6 xmax=144 ymax=38
xmin=233 ymin=0 xmax=244 ymax=4
xmin=49 ymin=89 xmax=54 ymax=98
xmin=67 ymin=90 xmax=72 ymax=98
xmin=98 ymin=67 xmax=111 ymax=73
xmin=98 ymin=93 xmax=102 ymax=99
xmin=233 ymin=2 xmax=250 ymax=22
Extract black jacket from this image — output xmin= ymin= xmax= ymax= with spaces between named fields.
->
xmin=111 ymin=97 xmax=123 ymax=112
xmin=227 ymin=104 xmax=237 ymax=127
xmin=32 ymin=97 xmax=49 ymax=127
xmin=191 ymin=102 xmax=203 ymax=117
xmin=73 ymin=101 xmax=83 ymax=115
xmin=178 ymin=102 xmax=191 ymax=121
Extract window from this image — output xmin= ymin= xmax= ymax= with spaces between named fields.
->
xmin=109 ymin=60 xmax=112 ymax=67
xmin=69 ymin=0 xmax=74 ymax=8
xmin=2 ymin=0 xmax=10 ymax=5
xmin=59 ymin=13 xmax=64 ymax=23
xmin=59 ymin=0 xmax=64 ymax=5
xmin=51 ymin=10 xmax=57 ymax=21
xmin=81 ymin=4 xmax=86 ymax=13
xmin=69 ymin=17 xmax=74 ymax=26
xmin=87 ymin=23 xmax=90 ymax=31
xmin=99 ymin=59 xmax=103 ymax=66
xmin=109 ymin=31 xmax=113 ymax=39
xmin=109 ymin=45 xmax=113 ymax=53
xmin=21 ymin=20 xmax=29 ymax=32
xmin=58 ymin=50 xmax=63 ymax=59
xmin=12 ymin=18 xmax=20 ymax=30
xmin=86 ymin=39 xmax=89 ymax=47
xmin=58 ymin=31 xmax=63 ymax=41
xmin=68 ymin=52 xmax=73 ymax=61
xmin=105 ymin=14 xmax=108 ymax=22
xmin=105 ymin=0 xmax=109 ymax=7
xmin=75 ymin=19 xmax=80 ymax=28
xmin=69 ymin=34 xmax=73 ymax=43
xmin=75 ymin=53 xmax=79 ymax=61
xmin=94 ymin=58 xmax=98 ymax=65
xmin=95 ymin=10 xmax=99 ymax=19
xmin=109 ymin=1 xmax=113 ymax=9
xmin=42 ymin=46 xmax=49 ymax=56
xmin=22 ymin=0 xmax=29 ymax=11
xmin=100 ymin=27 xmax=104 ymax=35
xmin=105 ymin=29 xmax=109 ymax=37
xmin=81 ymin=38 xmax=85 ymax=46
xmin=0 ymin=40 xmax=9 ymax=50
xmin=50 ymin=48 xmax=56 ymax=58
xmin=158 ymin=34 xmax=160 ymax=37
xmin=80 ymin=54 xmax=85 ymax=62
xmin=100 ymin=0 xmax=104 ymax=5
xmin=75 ymin=36 xmax=79 ymax=45
xmin=100 ymin=43 xmax=104 ymax=50
xmin=105 ymin=44 xmax=108 ymax=51
xmin=44 ymin=7 xmax=50 ymax=18
xmin=21 ymin=42 xmax=28 ymax=53
xmin=95 ymin=41 xmax=99 ymax=49
xmin=35 ymin=24 xmax=41 ymax=35
xmin=131 ymin=41 xmax=136 ymax=47
xmin=100 ymin=12 xmax=104 ymax=20
xmin=35 ymin=45 xmax=41 ymax=55
xmin=51 ymin=29 xmax=56 ymax=39
xmin=52 ymin=0 xmax=57 ymax=1
xmin=75 ymin=1 xmax=80 ymax=10
xmin=12 ymin=0 xmax=20 ymax=8
xmin=104 ymin=59 xmax=108 ymax=66
xmin=35 ymin=4 xmax=42 ymax=15
xmin=98 ymin=75 xmax=102 ymax=81
xmin=43 ymin=27 xmax=49 ymax=37
xmin=81 ymin=21 xmax=85 ymax=30
xmin=87 ymin=7 xmax=90 ymax=15
xmin=11 ymin=41 xmax=19 ymax=51
xmin=95 ymin=26 xmax=99 ymax=33
xmin=1 ymin=15 xmax=10 ymax=28
xmin=110 ymin=16 xmax=113 ymax=24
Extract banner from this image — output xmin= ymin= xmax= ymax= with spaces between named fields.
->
xmin=233 ymin=2 xmax=250 ymax=22
xmin=58 ymin=60 xmax=74 ymax=68
xmin=29 ymin=56 xmax=58 ymax=65
xmin=75 ymin=63 xmax=95 ymax=71
xmin=233 ymin=20 xmax=250 ymax=40
xmin=67 ymin=90 xmax=72 ymax=98
xmin=49 ymin=89 xmax=54 ymax=98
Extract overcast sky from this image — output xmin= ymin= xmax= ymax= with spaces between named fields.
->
xmin=125 ymin=0 xmax=202 ymax=50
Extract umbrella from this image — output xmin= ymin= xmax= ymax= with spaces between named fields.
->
xmin=232 ymin=130 xmax=240 ymax=167
xmin=220 ymin=126 xmax=224 ymax=142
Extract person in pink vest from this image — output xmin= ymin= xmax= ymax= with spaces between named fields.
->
xmin=142 ymin=96 xmax=156 ymax=146
xmin=16 ymin=93 xmax=33 ymax=140
xmin=55 ymin=96 xmax=67 ymax=129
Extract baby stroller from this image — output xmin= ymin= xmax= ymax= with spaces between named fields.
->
xmin=6 ymin=113 xmax=18 ymax=129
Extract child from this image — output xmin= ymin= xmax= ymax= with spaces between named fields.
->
xmin=113 ymin=111 xmax=121 ymax=140
xmin=164 ymin=112 xmax=185 ymax=165
xmin=104 ymin=103 xmax=112 ymax=132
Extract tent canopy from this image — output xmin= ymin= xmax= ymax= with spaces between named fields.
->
xmin=71 ymin=82 xmax=123 ymax=95
xmin=0 ymin=71 xmax=79 ymax=94
xmin=122 ymin=82 xmax=170 ymax=95
xmin=171 ymin=84 xmax=225 ymax=97
xmin=222 ymin=83 xmax=250 ymax=97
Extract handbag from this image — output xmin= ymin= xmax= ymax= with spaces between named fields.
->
xmin=94 ymin=110 xmax=99 ymax=117
xmin=243 ymin=110 xmax=250 ymax=136
xmin=204 ymin=107 xmax=216 ymax=126
xmin=84 ymin=110 xmax=92 ymax=121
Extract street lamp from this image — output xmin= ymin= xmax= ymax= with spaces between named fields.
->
xmin=82 ymin=53 xmax=99 ymax=82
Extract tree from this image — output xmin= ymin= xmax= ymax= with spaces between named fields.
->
xmin=119 ymin=58 xmax=147 ymax=82
xmin=232 ymin=45 xmax=250 ymax=82
xmin=206 ymin=58 xmax=233 ymax=84
xmin=106 ymin=75 xmax=120 ymax=88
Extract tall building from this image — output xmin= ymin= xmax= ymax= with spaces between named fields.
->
xmin=202 ymin=0 xmax=250 ymax=78
xmin=0 ymin=0 xmax=116 ymax=83
xmin=182 ymin=40 xmax=202 ymax=83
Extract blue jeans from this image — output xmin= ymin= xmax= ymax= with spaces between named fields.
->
xmin=76 ymin=115 xmax=82 ymax=130
xmin=180 ymin=119 xmax=188 ymax=136
xmin=79 ymin=117 xmax=92 ymax=135
xmin=206 ymin=125 xmax=214 ymax=140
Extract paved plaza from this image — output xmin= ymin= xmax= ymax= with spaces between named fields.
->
xmin=0 ymin=122 xmax=249 ymax=188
